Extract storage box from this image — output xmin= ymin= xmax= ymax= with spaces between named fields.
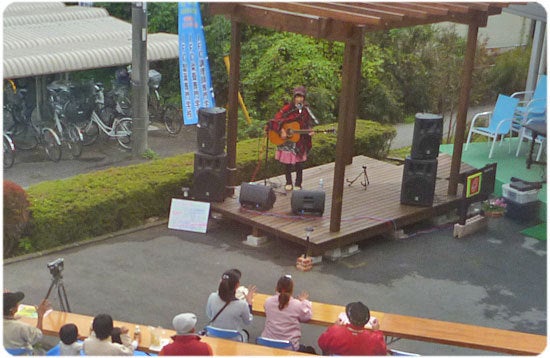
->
xmin=504 ymin=198 xmax=540 ymax=222
xmin=502 ymin=183 xmax=539 ymax=204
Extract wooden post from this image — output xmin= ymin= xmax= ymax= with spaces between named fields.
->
xmin=226 ymin=20 xmax=241 ymax=196
xmin=330 ymin=28 xmax=363 ymax=232
xmin=448 ymin=24 xmax=478 ymax=196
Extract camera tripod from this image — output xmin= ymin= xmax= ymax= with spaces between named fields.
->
xmin=346 ymin=165 xmax=369 ymax=190
xmin=44 ymin=272 xmax=71 ymax=312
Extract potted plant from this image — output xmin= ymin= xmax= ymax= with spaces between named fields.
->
xmin=482 ymin=197 xmax=507 ymax=218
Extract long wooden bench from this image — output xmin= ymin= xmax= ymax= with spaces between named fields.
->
xmin=18 ymin=308 xmax=310 ymax=356
xmin=252 ymin=293 xmax=546 ymax=355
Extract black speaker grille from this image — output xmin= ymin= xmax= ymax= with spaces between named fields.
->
xmin=411 ymin=113 xmax=443 ymax=160
xmin=193 ymin=152 xmax=227 ymax=202
xmin=197 ymin=107 xmax=227 ymax=155
xmin=400 ymin=157 xmax=437 ymax=206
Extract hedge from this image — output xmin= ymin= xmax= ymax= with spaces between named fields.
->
xmin=22 ymin=120 xmax=395 ymax=255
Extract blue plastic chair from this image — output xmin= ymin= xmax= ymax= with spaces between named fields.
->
xmin=465 ymin=94 xmax=520 ymax=158
xmin=512 ymin=75 xmax=547 ymax=120
xmin=46 ymin=342 xmax=86 ymax=356
xmin=256 ymin=336 xmax=293 ymax=350
xmin=205 ymin=325 xmax=244 ymax=342
xmin=388 ymin=348 xmax=420 ymax=356
xmin=5 ymin=347 xmax=30 ymax=356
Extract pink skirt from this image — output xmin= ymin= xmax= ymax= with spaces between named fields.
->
xmin=276 ymin=150 xmax=307 ymax=164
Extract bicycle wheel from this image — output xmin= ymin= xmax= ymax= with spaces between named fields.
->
xmin=64 ymin=123 xmax=83 ymax=158
xmin=114 ymin=118 xmax=132 ymax=150
xmin=162 ymin=104 xmax=183 ymax=135
xmin=10 ymin=121 xmax=38 ymax=150
xmin=3 ymin=134 xmax=15 ymax=169
xmin=41 ymin=128 xmax=62 ymax=162
xmin=80 ymin=119 xmax=100 ymax=146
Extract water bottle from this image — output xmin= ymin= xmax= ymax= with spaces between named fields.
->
xmin=134 ymin=325 xmax=141 ymax=342
xmin=319 ymin=178 xmax=324 ymax=190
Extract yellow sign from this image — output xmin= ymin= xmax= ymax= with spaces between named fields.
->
xmin=466 ymin=172 xmax=482 ymax=198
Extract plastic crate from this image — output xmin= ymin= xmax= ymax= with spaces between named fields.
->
xmin=502 ymin=183 xmax=539 ymax=204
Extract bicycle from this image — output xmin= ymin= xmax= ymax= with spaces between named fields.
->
xmin=3 ymin=132 xmax=15 ymax=169
xmin=147 ymin=69 xmax=182 ymax=135
xmin=4 ymin=89 xmax=62 ymax=162
xmin=46 ymin=81 xmax=84 ymax=158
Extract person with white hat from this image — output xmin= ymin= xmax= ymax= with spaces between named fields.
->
xmin=3 ymin=291 xmax=51 ymax=352
xmin=159 ymin=313 xmax=213 ymax=356
xmin=268 ymin=86 xmax=316 ymax=191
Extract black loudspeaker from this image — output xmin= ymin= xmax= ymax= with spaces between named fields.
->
xmin=410 ymin=113 xmax=443 ymax=160
xmin=239 ymin=182 xmax=276 ymax=211
xmin=400 ymin=157 xmax=438 ymax=206
xmin=291 ymin=190 xmax=326 ymax=216
xmin=197 ymin=107 xmax=226 ymax=155
xmin=193 ymin=152 xmax=227 ymax=202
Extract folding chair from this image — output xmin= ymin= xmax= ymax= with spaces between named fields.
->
xmin=465 ymin=94 xmax=520 ymax=158
xmin=205 ymin=325 xmax=245 ymax=342
xmin=256 ymin=336 xmax=293 ymax=350
xmin=511 ymin=75 xmax=547 ymax=136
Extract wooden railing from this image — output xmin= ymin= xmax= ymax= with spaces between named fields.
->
xmin=252 ymin=293 xmax=546 ymax=355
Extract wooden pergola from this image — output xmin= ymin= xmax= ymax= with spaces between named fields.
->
xmin=209 ymin=2 xmax=511 ymax=232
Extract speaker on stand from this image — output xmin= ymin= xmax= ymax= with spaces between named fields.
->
xmin=400 ymin=113 xmax=443 ymax=206
xmin=192 ymin=107 xmax=228 ymax=202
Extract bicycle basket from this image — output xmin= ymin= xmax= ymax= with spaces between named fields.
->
xmin=148 ymin=70 xmax=162 ymax=89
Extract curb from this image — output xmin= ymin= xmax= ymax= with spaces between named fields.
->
xmin=4 ymin=219 xmax=169 ymax=265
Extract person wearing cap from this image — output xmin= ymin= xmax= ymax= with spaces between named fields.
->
xmin=159 ymin=313 xmax=213 ymax=356
xmin=260 ymin=275 xmax=314 ymax=353
xmin=3 ymin=291 xmax=51 ymax=352
xmin=269 ymin=86 xmax=316 ymax=191
xmin=83 ymin=313 xmax=134 ymax=355
xmin=318 ymin=301 xmax=387 ymax=356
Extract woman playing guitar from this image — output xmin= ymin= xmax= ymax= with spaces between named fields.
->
xmin=268 ymin=86 xmax=315 ymax=191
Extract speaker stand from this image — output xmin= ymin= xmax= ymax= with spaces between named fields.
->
xmin=346 ymin=165 xmax=369 ymax=189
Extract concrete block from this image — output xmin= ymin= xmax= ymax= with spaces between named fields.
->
xmin=323 ymin=244 xmax=360 ymax=261
xmin=243 ymin=234 xmax=269 ymax=247
xmin=453 ymin=215 xmax=488 ymax=238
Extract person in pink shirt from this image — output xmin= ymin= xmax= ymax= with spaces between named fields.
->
xmin=260 ymin=275 xmax=315 ymax=353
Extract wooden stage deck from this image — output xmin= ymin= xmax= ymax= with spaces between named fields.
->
xmin=212 ymin=154 xmax=474 ymax=256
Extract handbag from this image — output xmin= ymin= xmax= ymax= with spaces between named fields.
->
xmin=198 ymin=300 xmax=232 ymax=336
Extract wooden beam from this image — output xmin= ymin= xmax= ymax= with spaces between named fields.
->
xmin=449 ymin=24 xmax=479 ymax=196
xmin=255 ymin=2 xmax=383 ymax=26
xmin=209 ymin=3 xmax=358 ymax=42
xmin=226 ymin=20 xmax=241 ymax=196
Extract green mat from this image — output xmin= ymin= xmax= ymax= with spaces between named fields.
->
xmin=521 ymin=223 xmax=547 ymax=241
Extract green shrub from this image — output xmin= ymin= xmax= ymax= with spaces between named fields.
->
xmin=21 ymin=120 xmax=395 ymax=255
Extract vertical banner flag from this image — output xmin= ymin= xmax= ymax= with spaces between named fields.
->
xmin=178 ymin=2 xmax=215 ymax=125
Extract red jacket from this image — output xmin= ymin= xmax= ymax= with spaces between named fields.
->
xmin=159 ymin=335 xmax=213 ymax=356
xmin=270 ymin=102 xmax=314 ymax=155
xmin=318 ymin=324 xmax=387 ymax=356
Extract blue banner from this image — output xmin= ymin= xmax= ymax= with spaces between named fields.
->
xmin=178 ymin=2 xmax=215 ymax=125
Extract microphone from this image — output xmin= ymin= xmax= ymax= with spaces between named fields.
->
xmin=296 ymin=103 xmax=303 ymax=113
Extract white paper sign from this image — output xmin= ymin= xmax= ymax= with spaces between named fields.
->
xmin=168 ymin=199 xmax=210 ymax=233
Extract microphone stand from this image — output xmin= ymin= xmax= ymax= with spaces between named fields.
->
xmin=264 ymin=126 xmax=269 ymax=186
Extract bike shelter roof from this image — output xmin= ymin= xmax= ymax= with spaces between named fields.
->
xmin=3 ymin=2 xmax=179 ymax=79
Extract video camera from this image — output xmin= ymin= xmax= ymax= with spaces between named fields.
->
xmin=47 ymin=258 xmax=64 ymax=277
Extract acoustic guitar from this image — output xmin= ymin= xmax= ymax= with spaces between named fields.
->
xmin=268 ymin=121 xmax=335 ymax=145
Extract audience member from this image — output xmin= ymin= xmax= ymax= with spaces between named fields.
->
xmin=58 ymin=323 xmax=83 ymax=355
xmin=205 ymin=269 xmax=256 ymax=342
xmin=159 ymin=313 xmax=213 ymax=356
xmin=3 ymin=291 xmax=51 ymax=352
xmin=318 ymin=301 xmax=387 ymax=355
xmin=83 ymin=313 xmax=134 ymax=355
xmin=260 ymin=275 xmax=314 ymax=353
xmin=111 ymin=327 xmax=138 ymax=350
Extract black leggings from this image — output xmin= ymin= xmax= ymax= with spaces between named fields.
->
xmin=285 ymin=162 xmax=303 ymax=187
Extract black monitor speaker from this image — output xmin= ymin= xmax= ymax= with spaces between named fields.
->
xmin=400 ymin=157 xmax=438 ymax=206
xmin=239 ymin=182 xmax=276 ymax=211
xmin=197 ymin=107 xmax=226 ymax=155
xmin=291 ymin=190 xmax=325 ymax=216
xmin=410 ymin=113 xmax=443 ymax=160
xmin=192 ymin=152 xmax=227 ymax=202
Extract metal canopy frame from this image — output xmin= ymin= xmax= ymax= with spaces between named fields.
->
xmin=209 ymin=2 xmax=515 ymax=232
